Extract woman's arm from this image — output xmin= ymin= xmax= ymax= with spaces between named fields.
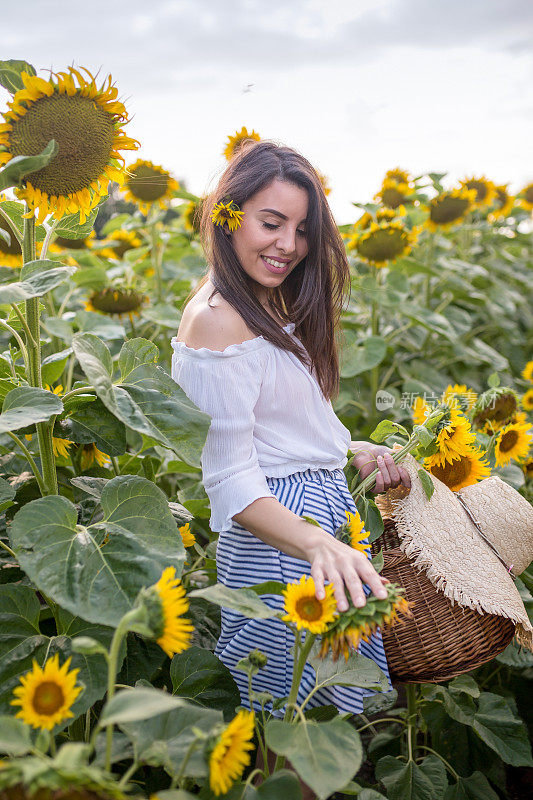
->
xmin=232 ymin=496 xmax=389 ymax=612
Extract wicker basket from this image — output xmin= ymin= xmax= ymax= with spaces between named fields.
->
xmin=371 ymin=512 xmax=516 ymax=683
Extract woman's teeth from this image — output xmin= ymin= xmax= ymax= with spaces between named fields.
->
xmin=262 ymin=256 xmax=289 ymax=271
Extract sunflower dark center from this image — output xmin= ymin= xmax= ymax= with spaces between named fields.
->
xmin=500 ymin=430 xmax=519 ymax=453
xmin=495 ymin=189 xmax=507 ymax=207
xmin=55 ymin=235 xmax=88 ymax=250
xmin=525 ymin=186 xmax=533 ymax=203
xmin=90 ymin=287 xmax=143 ymax=315
xmin=32 ymin=681 xmax=64 ymax=715
xmin=127 ymin=164 xmax=169 ymax=202
xmin=381 ymin=187 xmax=406 ymax=209
xmin=430 ymin=195 xmax=470 ymax=224
xmin=431 ymin=456 xmax=471 ymax=486
xmin=465 ymin=181 xmax=487 ymax=201
xmin=9 ymin=92 xmax=115 ymax=196
xmin=0 ymin=216 xmax=21 ymax=255
xmin=295 ymin=596 xmax=323 ymax=621
xmin=357 ymin=228 xmax=406 ymax=261
xmin=109 ymin=237 xmax=136 ymax=258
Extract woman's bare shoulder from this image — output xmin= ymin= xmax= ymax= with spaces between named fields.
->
xmin=177 ymin=285 xmax=253 ymax=351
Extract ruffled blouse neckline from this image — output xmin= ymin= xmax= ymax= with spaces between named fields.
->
xmin=171 ymin=322 xmax=295 ymax=359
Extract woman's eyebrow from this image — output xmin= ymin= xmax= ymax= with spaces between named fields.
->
xmin=259 ymin=208 xmax=307 ymax=223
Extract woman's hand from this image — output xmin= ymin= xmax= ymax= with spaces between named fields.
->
xmin=350 ymin=441 xmax=411 ymax=495
xmin=306 ymin=532 xmax=389 ymax=611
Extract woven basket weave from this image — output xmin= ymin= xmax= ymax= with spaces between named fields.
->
xmin=371 ymin=517 xmax=516 ymax=683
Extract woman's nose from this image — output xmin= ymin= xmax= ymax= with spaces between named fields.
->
xmin=276 ymin=227 xmax=297 ymax=253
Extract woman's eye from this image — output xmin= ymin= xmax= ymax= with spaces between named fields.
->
xmin=262 ymin=222 xmax=306 ymax=236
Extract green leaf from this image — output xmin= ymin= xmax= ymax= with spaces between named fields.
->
xmin=341 ymin=336 xmax=387 ymax=378
xmin=62 ymin=397 xmax=127 ymax=456
xmin=9 ymin=475 xmax=186 ymax=628
xmin=370 ymin=420 xmax=401 ymax=443
xmin=309 ymin=647 xmax=390 ymax=692
xmin=0 ymin=140 xmax=58 ymax=192
xmin=0 ymin=261 xmax=76 ymax=303
xmin=472 ymin=692 xmax=533 ymax=766
xmin=119 ymin=703 xmax=223 ymax=778
xmin=54 ymin=204 xmax=102 ymax=239
xmin=444 ymin=771 xmax=499 ymax=800
xmin=0 ymin=585 xmax=115 ymax=725
xmin=375 ymin=756 xmax=435 ymax=800
xmin=100 ymin=687 xmax=189 ymax=726
xmin=0 ymin=60 xmax=36 ymax=93
xmin=417 ymin=468 xmax=435 ymax=500
xmin=362 ymin=687 xmax=398 ymax=716
xmin=0 ymin=387 xmax=63 ymax=433
xmin=266 ymin=717 xmax=363 ymax=799
xmin=189 ymin=584 xmax=276 ymax=620
xmin=371 ymin=549 xmax=384 ymax=573
xmin=0 ymin=716 xmax=33 ymax=755
xmin=170 ymin=646 xmax=241 ymax=720
xmin=41 ymin=348 xmax=72 ymax=385
xmin=419 ymin=755 xmax=448 ymax=799
xmin=0 ymin=200 xmax=47 ymax=242
xmin=71 ymin=334 xmax=210 ymax=466
xmin=69 ymin=476 xmax=109 ymax=499
xmin=142 ymin=302 xmax=182 ymax=329
xmin=448 ymin=675 xmax=480 ymax=698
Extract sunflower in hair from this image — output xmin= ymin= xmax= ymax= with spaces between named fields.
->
xmin=0 ymin=66 xmax=139 ymax=224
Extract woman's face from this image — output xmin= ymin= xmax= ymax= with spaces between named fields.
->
xmin=229 ymin=178 xmax=309 ymax=302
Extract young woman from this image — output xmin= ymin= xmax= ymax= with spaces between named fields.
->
xmin=170 ymin=139 xmax=411 ymax=728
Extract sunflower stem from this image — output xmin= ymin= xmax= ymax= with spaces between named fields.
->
xmin=22 ymin=208 xmax=58 ymax=496
xmin=9 ymin=302 xmax=37 ymax=349
xmin=102 ymin=606 xmax=144 ymax=771
xmin=40 ymin=218 xmax=60 ymax=261
xmin=0 ymin=317 xmax=30 ymax=372
xmin=5 ymin=432 xmax=47 ymax=495
xmin=149 ymin=221 xmax=163 ymax=303
xmin=405 ymin=683 xmax=418 ymax=762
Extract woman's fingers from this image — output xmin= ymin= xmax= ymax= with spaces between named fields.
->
xmin=311 ymin=564 xmax=326 ymax=600
xmin=343 ymin=573 xmax=366 ymax=607
xmin=399 ymin=466 xmax=411 ymax=489
xmin=383 ymin=453 xmax=401 ymax=486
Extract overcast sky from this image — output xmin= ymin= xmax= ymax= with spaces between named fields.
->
xmin=3 ymin=0 xmax=533 ymax=223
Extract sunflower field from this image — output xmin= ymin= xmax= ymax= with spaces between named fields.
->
xmin=0 ymin=59 xmax=532 ymax=800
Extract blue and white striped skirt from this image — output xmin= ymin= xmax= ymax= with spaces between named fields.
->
xmin=214 ymin=466 xmax=394 ymax=717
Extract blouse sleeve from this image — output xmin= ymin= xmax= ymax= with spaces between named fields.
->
xmin=170 ymin=337 xmax=275 ymax=533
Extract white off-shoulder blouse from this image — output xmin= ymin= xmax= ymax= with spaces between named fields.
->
xmin=170 ymin=322 xmax=352 ymax=533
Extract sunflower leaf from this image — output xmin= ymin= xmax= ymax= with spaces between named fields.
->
xmin=417 ymin=469 xmax=435 ymax=500
xmin=0 ymin=386 xmax=63 ymax=433
xmin=0 ymin=140 xmax=58 ymax=192
xmin=0 ymin=60 xmax=36 ymax=93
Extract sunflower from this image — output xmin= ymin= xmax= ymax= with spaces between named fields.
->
xmin=521 ymin=389 xmax=533 ymax=411
xmin=425 ymin=403 xmax=478 ymax=465
xmin=494 ymin=421 xmax=533 ymax=467
xmin=179 ymin=522 xmax=196 ymax=548
xmin=85 ymin=287 xmax=146 ymax=317
xmin=384 ymin=167 xmax=412 ymax=185
xmin=426 ymin=447 xmax=490 ymax=491
xmin=518 ymin=182 xmax=533 ymax=212
xmin=374 ymin=179 xmax=413 ymax=209
xmin=472 ymin=387 xmax=519 ymax=430
xmin=99 ymin=229 xmax=143 ymax=259
xmin=282 ymin=574 xmax=338 ymax=634
xmin=222 ymin=126 xmax=260 ymax=161
xmin=79 ymin=443 xmax=110 ymax=470
xmin=208 ymin=710 xmax=255 ymax=796
xmin=344 ymin=510 xmax=371 ymax=557
xmin=458 ymin=176 xmax=497 ymax=210
xmin=211 ymin=200 xmax=244 ymax=232
xmin=318 ymin=583 xmax=413 ymax=661
xmin=522 ymin=459 xmax=533 ymax=479
xmin=0 ymin=67 xmax=139 ymax=225
xmin=11 ymin=654 xmax=82 ymax=730
xmin=316 ymin=169 xmax=332 ymax=196
xmin=488 ymin=184 xmax=515 ymax=221
xmin=151 ymin=566 xmax=194 ymax=658
xmin=521 ymin=361 xmax=533 ymax=383
xmin=441 ymin=383 xmax=478 ymax=414
xmin=351 ymin=219 xmax=420 ymax=268
xmin=411 ymin=395 xmax=431 ymax=425
xmin=121 ymin=158 xmax=179 ymax=216
xmin=182 ymin=198 xmax=204 ymax=234
xmin=424 ymin=187 xmax=476 ymax=232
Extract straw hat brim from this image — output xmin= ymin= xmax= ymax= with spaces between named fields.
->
xmin=380 ymin=453 xmax=533 ymax=651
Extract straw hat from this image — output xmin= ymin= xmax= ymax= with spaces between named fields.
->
xmin=375 ymin=452 xmax=533 ymax=651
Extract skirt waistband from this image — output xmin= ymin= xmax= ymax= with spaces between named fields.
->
xmin=265 ymin=466 xmax=346 ymax=486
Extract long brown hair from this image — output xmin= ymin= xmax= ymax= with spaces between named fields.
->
xmin=185 ymin=139 xmax=350 ymax=400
